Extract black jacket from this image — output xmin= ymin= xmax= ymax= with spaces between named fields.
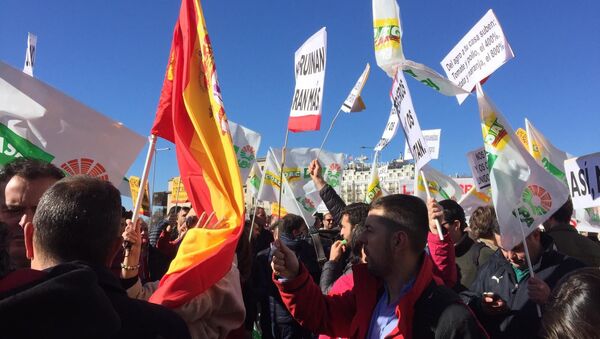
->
xmin=0 ymin=263 xmax=121 ymax=339
xmin=319 ymin=184 xmax=346 ymax=226
xmin=461 ymin=234 xmax=585 ymax=338
xmin=546 ymin=223 xmax=600 ymax=266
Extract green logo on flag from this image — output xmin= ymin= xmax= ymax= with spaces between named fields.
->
xmin=249 ymin=175 xmax=260 ymax=191
xmin=325 ymin=163 xmax=342 ymax=188
xmin=541 ymin=158 xmax=566 ymax=185
xmin=234 ymin=144 xmax=255 ymax=169
xmin=0 ymin=123 xmax=54 ymax=165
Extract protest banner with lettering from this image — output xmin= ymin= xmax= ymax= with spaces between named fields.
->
xmin=374 ymin=107 xmax=400 ymax=151
xmin=467 ymin=146 xmax=491 ymax=191
xmin=341 ymin=63 xmax=370 ymax=113
xmin=288 ymin=27 xmax=327 ymax=132
xmin=404 ymin=129 xmax=440 ymax=160
xmin=401 ymin=60 xmax=470 ymax=96
xmin=170 ymin=177 xmax=189 ymax=204
xmin=129 ymin=176 xmax=151 ymax=216
xmin=390 ymin=70 xmax=431 ymax=170
xmin=372 ymin=0 xmax=404 ymax=77
xmin=564 ymin=152 xmax=600 ymax=210
xmin=229 ymin=121 xmax=261 ymax=180
xmin=442 ymin=9 xmax=514 ymax=104
xmin=0 ymin=61 xmax=145 ymax=187
xmin=23 ymin=33 xmax=37 ymax=76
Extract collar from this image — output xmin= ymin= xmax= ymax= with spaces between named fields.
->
xmin=454 ymin=232 xmax=475 ymax=257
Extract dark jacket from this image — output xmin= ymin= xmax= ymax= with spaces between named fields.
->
xmin=454 ymin=233 xmax=494 ymax=292
xmin=0 ymin=263 xmax=121 ymax=339
xmin=93 ymin=265 xmax=191 ymax=339
xmin=275 ymin=256 xmax=488 ymax=339
xmin=319 ymin=250 xmax=352 ymax=294
xmin=319 ymin=184 xmax=346 ymax=226
xmin=546 ymin=223 xmax=600 ymax=266
xmin=461 ymin=234 xmax=585 ymax=339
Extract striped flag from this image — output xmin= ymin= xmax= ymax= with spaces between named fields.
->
xmin=149 ymin=0 xmax=244 ymax=307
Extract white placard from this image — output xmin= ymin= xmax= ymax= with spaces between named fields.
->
xmin=467 ymin=146 xmax=491 ymax=191
xmin=404 ymin=129 xmax=441 ymax=160
xmin=288 ymin=27 xmax=327 ymax=132
xmin=374 ymin=107 xmax=400 ymax=151
xmin=441 ymin=9 xmax=514 ymax=104
xmin=390 ymin=70 xmax=431 ymax=170
xmin=341 ymin=63 xmax=370 ymax=113
xmin=565 ymin=152 xmax=600 ymax=209
xmin=23 ymin=33 xmax=37 ymax=77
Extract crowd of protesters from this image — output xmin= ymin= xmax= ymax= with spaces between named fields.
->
xmin=0 ymin=157 xmax=599 ymax=338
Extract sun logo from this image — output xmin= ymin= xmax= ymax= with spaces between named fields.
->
xmin=60 ymin=158 xmax=109 ymax=181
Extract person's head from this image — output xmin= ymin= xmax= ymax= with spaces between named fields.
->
xmin=349 ymin=221 xmax=366 ymax=264
xmin=543 ymin=199 xmax=573 ymax=230
xmin=542 ymin=268 xmax=600 ymax=339
xmin=469 ymin=206 xmax=498 ymax=241
xmin=2 ymin=158 xmax=65 ymax=228
xmin=340 ymin=203 xmax=369 ymax=243
xmin=25 ymin=175 xmax=122 ymax=269
xmin=438 ymin=199 xmax=467 ymax=236
xmin=322 ymin=213 xmax=334 ymax=230
xmin=493 ymin=222 xmax=543 ymax=270
xmin=255 ymin=207 xmax=267 ymax=228
xmin=361 ymin=194 xmax=428 ymax=278
xmin=278 ymin=214 xmax=307 ymax=239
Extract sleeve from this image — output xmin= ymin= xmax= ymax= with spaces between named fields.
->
xmin=319 ymin=184 xmax=347 ymax=225
xmin=319 ymin=259 xmax=344 ymax=294
xmin=428 ymin=232 xmax=457 ymax=288
xmin=127 ymin=279 xmax=159 ymax=300
xmin=274 ymin=263 xmax=358 ymax=338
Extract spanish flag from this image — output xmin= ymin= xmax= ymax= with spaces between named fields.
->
xmin=149 ymin=0 xmax=244 ymax=308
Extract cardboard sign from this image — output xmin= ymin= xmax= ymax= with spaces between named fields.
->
xmin=404 ymin=129 xmax=441 ymax=160
xmin=467 ymin=146 xmax=491 ymax=191
xmin=565 ymin=152 xmax=600 ymax=209
xmin=441 ymin=9 xmax=514 ymax=104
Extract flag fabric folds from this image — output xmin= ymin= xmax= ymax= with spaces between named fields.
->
xmin=341 ymin=63 xmax=370 ymax=113
xmin=248 ymin=161 xmax=262 ymax=198
xmin=414 ymin=164 xmax=463 ymax=202
xmin=477 ymin=84 xmax=568 ymax=250
xmin=525 ymin=118 xmax=570 ymax=185
xmin=229 ymin=121 xmax=261 ymax=180
xmin=365 ymin=152 xmax=385 ymax=203
xmin=458 ymin=186 xmax=492 ymax=217
xmin=149 ymin=0 xmax=244 ymax=308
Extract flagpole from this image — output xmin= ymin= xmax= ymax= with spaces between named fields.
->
xmin=517 ymin=215 xmax=543 ymax=318
xmin=278 ymin=129 xmax=290 ymax=219
xmin=249 ymin=204 xmax=259 ymax=243
xmin=316 ymin=108 xmax=342 ymax=160
xmin=125 ymin=135 xmax=157 ymax=252
xmin=420 ymin=170 xmax=445 ymax=241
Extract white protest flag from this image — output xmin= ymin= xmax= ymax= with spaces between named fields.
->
xmin=414 ymin=164 xmax=463 ymax=202
xmin=288 ymin=27 xmax=327 ymax=132
xmin=467 ymin=146 xmax=491 ymax=191
xmin=459 ymin=186 xmax=492 ymax=217
xmin=404 ymin=129 xmax=440 ymax=160
xmin=391 ymin=70 xmax=432 ymax=170
xmin=23 ymin=33 xmax=37 ymax=77
xmin=229 ymin=121 xmax=261 ymax=180
xmin=401 ymin=60 xmax=470 ymax=97
xmin=247 ymin=161 xmax=262 ymax=198
xmin=341 ymin=64 xmax=370 ymax=113
xmin=525 ymin=118 xmax=570 ymax=185
xmin=477 ymin=84 xmax=568 ymax=250
xmin=0 ymin=61 xmax=145 ymax=186
xmin=374 ymin=107 xmax=400 ymax=151
xmin=365 ymin=152 xmax=386 ymax=203
xmin=442 ymin=10 xmax=515 ymax=104
xmin=372 ymin=0 xmax=404 ymax=77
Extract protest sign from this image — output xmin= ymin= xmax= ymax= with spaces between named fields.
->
xmin=467 ymin=146 xmax=491 ymax=191
xmin=341 ymin=63 xmax=370 ymax=113
xmin=129 ymin=176 xmax=151 ymax=216
xmin=170 ymin=177 xmax=189 ymax=204
xmin=390 ymin=70 xmax=431 ymax=169
xmin=23 ymin=33 xmax=37 ymax=76
xmin=441 ymin=9 xmax=514 ymax=104
xmin=229 ymin=121 xmax=261 ymax=180
xmin=404 ymin=129 xmax=440 ymax=160
xmin=374 ymin=107 xmax=400 ymax=151
xmin=288 ymin=27 xmax=327 ymax=132
xmin=372 ymin=0 xmax=404 ymax=77
xmin=564 ymin=152 xmax=600 ymax=210
xmin=401 ymin=60 xmax=470 ymax=96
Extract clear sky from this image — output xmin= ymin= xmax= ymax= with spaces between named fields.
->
xmin=1 ymin=0 xmax=599 ymax=199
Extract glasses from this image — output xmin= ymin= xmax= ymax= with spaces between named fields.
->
xmin=324 ymin=219 xmax=334 ymax=223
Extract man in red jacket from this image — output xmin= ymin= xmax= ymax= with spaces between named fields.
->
xmin=271 ymin=194 xmax=487 ymax=339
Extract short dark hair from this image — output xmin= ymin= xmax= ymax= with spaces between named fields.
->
xmin=342 ymin=202 xmax=369 ymax=228
xmin=542 ymin=267 xmax=600 ymax=339
xmin=279 ymin=214 xmax=305 ymax=236
xmin=469 ymin=206 xmax=498 ymax=239
xmin=370 ymin=194 xmax=428 ymax=253
xmin=0 ymin=158 xmax=64 ymax=184
xmin=349 ymin=221 xmax=366 ymax=259
xmin=549 ymin=198 xmax=573 ymax=224
xmin=167 ymin=206 xmax=190 ymax=218
xmin=33 ymin=175 xmax=122 ymax=266
xmin=439 ymin=199 xmax=467 ymax=231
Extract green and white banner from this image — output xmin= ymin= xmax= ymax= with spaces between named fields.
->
xmin=229 ymin=121 xmax=261 ymax=180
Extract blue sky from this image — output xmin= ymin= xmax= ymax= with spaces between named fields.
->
xmin=1 ymin=0 xmax=599 ymax=199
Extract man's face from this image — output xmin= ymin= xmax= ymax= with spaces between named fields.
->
xmin=340 ymin=214 xmax=353 ymax=242
xmin=359 ymin=208 xmax=393 ymax=277
xmin=494 ymin=231 xmax=540 ymax=270
xmin=177 ymin=209 xmax=189 ymax=226
xmin=4 ymin=175 xmax=58 ymax=269
xmin=323 ymin=213 xmax=334 ymax=230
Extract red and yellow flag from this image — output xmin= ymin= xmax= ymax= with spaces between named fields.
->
xmin=149 ymin=0 xmax=244 ymax=308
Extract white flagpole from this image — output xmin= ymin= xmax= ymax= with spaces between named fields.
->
xmin=316 ymin=108 xmax=342 ymax=160
xmin=518 ymin=216 xmax=543 ymax=318
xmin=277 ymin=129 xmax=290 ymax=219
xmin=125 ymin=135 xmax=157 ymax=252
xmin=249 ymin=204 xmax=259 ymax=243
xmin=420 ymin=170 xmax=445 ymax=241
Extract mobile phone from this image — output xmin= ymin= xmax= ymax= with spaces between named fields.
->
xmin=482 ymin=292 xmax=499 ymax=301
